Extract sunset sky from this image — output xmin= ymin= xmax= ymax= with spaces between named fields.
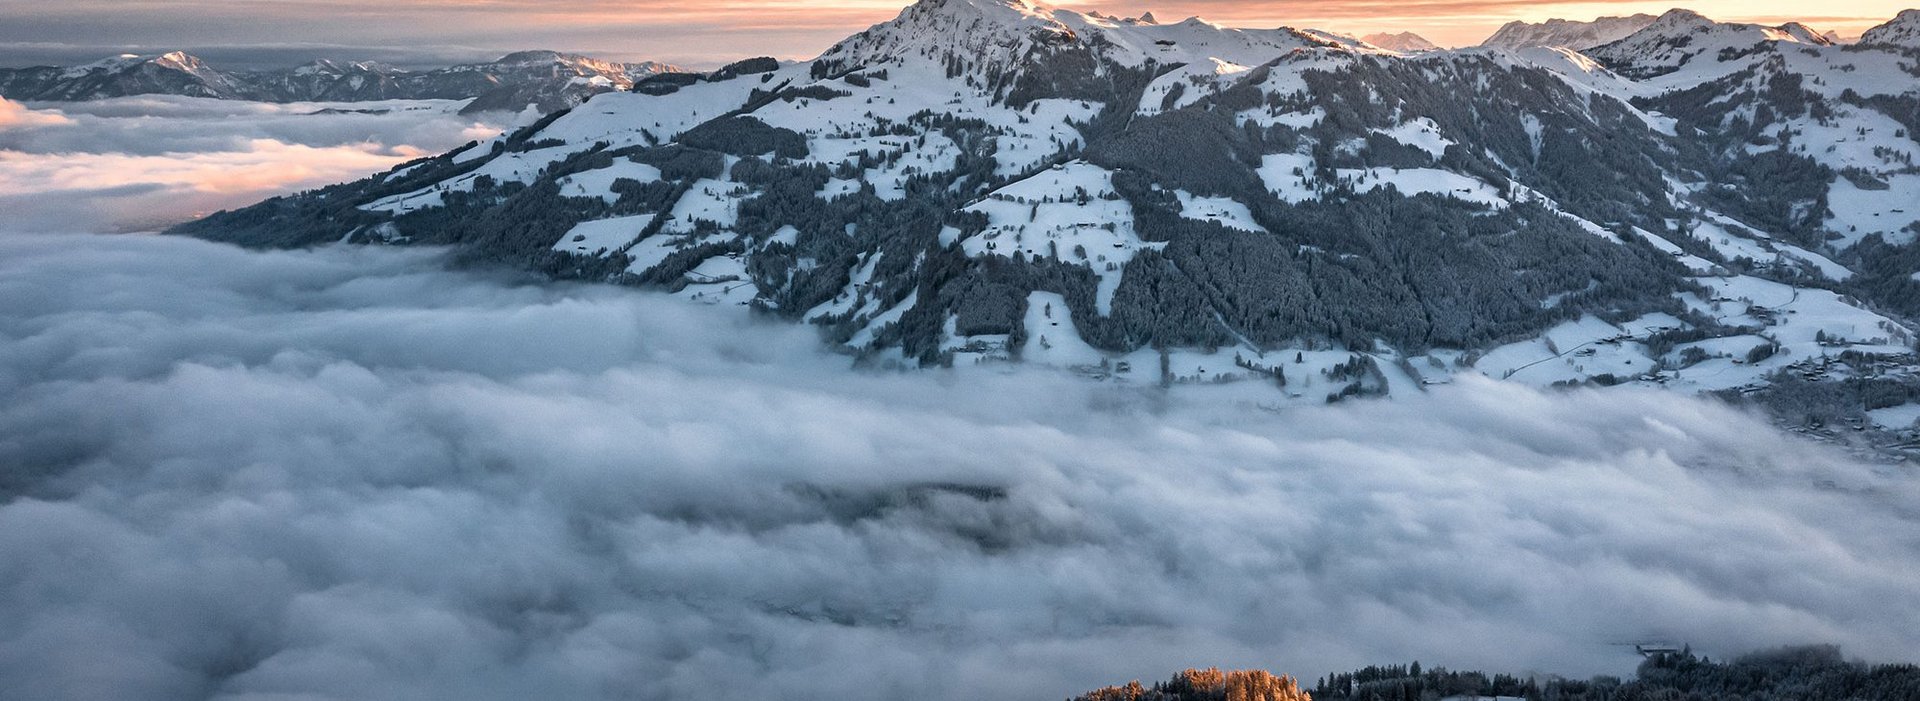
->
xmin=0 ymin=0 xmax=1910 ymax=67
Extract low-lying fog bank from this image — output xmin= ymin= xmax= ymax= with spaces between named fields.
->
xmin=1 ymin=233 xmax=1917 ymax=700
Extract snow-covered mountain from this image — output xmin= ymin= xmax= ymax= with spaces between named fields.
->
xmin=1585 ymin=9 xmax=1831 ymax=80
xmin=1479 ymin=14 xmax=1657 ymax=50
xmin=0 ymin=51 xmax=247 ymax=101
xmin=0 ymin=51 xmax=681 ymax=114
xmin=1860 ymin=9 xmax=1920 ymax=48
xmin=173 ymin=1 xmax=1920 ymax=432
xmin=1361 ymin=32 xmax=1440 ymax=53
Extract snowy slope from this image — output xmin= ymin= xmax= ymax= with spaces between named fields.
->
xmin=1860 ymin=9 xmax=1920 ymax=47
xmin=1586 ymin=9 xmax=1830 ymax=82
xmin=173 ymin=1 xmax=1920 ymax=427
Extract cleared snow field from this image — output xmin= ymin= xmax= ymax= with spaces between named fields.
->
xmin=1869 ymin=403 xmax=1920 ymax=430
xmin=556 ymin=161 xmax=661 ymax=202
xmin=538 ymin=76 xmax=772 ymax=148
xmin=956 ymin=162 xmax=1163 ymax=314
xmin=1694 ymin=212 xmax=1852 ymax=281
xmin=624 ymin=232 xmax=725 ymax=276
xmin=677 ymin=253 xmax=758 ymax=306
xmin=1339 ymin=167 xmax=1506 ymax=207
xmin=1238 ymin=106 xmax=1325 ymax=130
xmin=1257 ymin=153 xmax=1320 ymax=203
xmin=1255 ymin=156 xmax=1512 ymax=210
xmin=1829 ymin=173 xmax=1920 ymax=247
xmin=1475 ymin=315 xmax=1665 ymax=386
xmin=661 ymin=177 xmax=743 ymax=233
xmin=1374 ymin=117 xmax=1453 ymax=159
xmin=1020 ymin=291 xmax=1104 ymax=367
xmin=1690 ymin=218 xmax=1774 ymax=264
xmin=552 ymin=214 xmax=653 ymax=257
xmin=1629 ymin=227 xmax=1717 ymax=274
xmin=1175 ymin=190 xmax=1266 ymax=232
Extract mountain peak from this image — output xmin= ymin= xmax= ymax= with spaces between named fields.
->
xmin=1479 ymin=14 xmax=1658 ymax=50
xmin=1631 ymin=8 xmax=1715 ymax=37
xmin=814 ymin=0 xmax=1378 ymax=89
xmin=1775 ymin=22 xmax=1831 ymax=45
xmin=291 ymin=59 xmax=399 ymax=77
xmin=1362 ymin=32 xmax=1440 ymax=53
xmin=909 ymin=0 xmax=1055 ymax=20
xmin=68 ymin=51 xmax=212 ymax=75
xmin=1652 ymin=8 xmax=1710 ymax=25
xmin=149 ymin=51 xmax=227 ymax=79
xmin=815 ymin=0 xmax=1079 ymax=75
xmin=1860 ymin=8 xmax=1920 ymax=47
xmin=496 ymin=50 xmax=584 ymax=65
xmin=1589 ymin=8 xmax=1836 ymax=80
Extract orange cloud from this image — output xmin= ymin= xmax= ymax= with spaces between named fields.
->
xmin=0 ymin=141 xmax=422 ymax=231
xmin=0 ymin=98 xmax=74 ymax=129
xmin=0 ymin=100 xmax=503 ymax=233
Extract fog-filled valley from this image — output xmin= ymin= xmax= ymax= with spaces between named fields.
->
xmin=0 ymin=95 xmax=503 ymax=234
xmin=3 ymin=232 xmax=1919 ymax=700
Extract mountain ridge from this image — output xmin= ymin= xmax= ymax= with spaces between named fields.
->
xmin=1585 ymin=8 xmax=1833 ymax=80
xmin=0 ymin=50 xmax=682 ymax=114
xmin=169 ymin=1 xmax=1920 ymax=431
xmin=1361 ymin=32 xmax=1441 ymax=53
xmin=1860 ymin=8 xmax=1920 ymax=47
xmin=1480 ymin=14 xmax=1660 ymax=50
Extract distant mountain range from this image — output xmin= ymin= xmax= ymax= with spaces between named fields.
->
xmin=1479 ymin=14 xmax=1662 ymax=50
xmin=1361 ymin=32 xmax=1439 ymax=53
xmin=1475 ymin=11 xmax=1868 ymax=52
xmin=171 ymin=0 xmax=1920 ymax=433
xmin=0 ymin=50 xmax=681 ymax=114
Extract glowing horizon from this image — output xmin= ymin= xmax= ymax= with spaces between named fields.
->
xmin=0 ymin=0 xmax=1909 ymax=67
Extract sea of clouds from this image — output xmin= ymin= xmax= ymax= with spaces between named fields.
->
xmin=3 ymin=233 xmax=1919 ymax=700
xmin=0 ymin=95 xmax=502 ymax=234
xmin=2 ymin=97 xmax=1919 ymax=701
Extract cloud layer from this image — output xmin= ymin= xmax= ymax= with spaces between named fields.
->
xmin=0 ymin=96 xmax=502 ymax=234
xmin=2 ymin=232 xmax=1918 ymax=700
